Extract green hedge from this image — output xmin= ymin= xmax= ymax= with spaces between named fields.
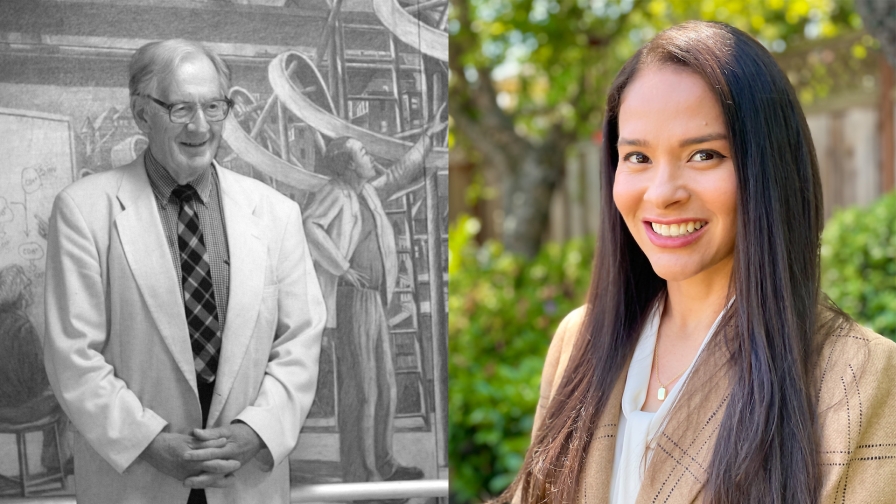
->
xmin=821 ymin=192 xmax=896 ymax=340
xmin=449 ymin=195 xmax=896 ymax=502
xmin=448 ymin=216 xmax=593 ymax=502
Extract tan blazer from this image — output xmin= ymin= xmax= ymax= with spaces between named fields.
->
xmin=532 ymin=306 xmax=896 ymax=503
xmin=42 ymin=154 xmax=326 ymax=504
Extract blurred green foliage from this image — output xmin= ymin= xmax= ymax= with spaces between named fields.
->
xmin=822 ymin=193 xmax=896 ymax=340
xmin=448 ymin=216 xmax=594 ymax=502
xmin=451 ymin=0 xmax=863 ymax=141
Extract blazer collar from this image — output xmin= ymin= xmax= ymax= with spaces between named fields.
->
xmin=576 ymin=325 xmax=733 ymax=504
xmin=635 ymin=328 xmax=732 ymax=504
xmin=579 ymin=371 xmax=626 ymax=504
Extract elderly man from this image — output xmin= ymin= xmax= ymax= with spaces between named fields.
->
xmin=303 ymin=120 xmax=442 ymax=490
xmin=42 ymin=39 xmax=325 ymax=504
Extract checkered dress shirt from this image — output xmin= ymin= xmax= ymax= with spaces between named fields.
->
xmin=144 ymin=149 xmax=230 ymax=329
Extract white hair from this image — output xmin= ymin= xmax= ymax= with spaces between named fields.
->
xmin=128 ymin=39 xmax=231 ymax=98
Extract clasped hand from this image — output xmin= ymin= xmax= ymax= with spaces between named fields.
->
xmin=140 ymin=422 xmax=264 ymax=489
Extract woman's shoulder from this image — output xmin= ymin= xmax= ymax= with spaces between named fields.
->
xmin=540 ymin=306 xmax=589 ymax=400
xmin=530 ymin=306 xmax=590 ymax=438
xmin=815 ymin=319 xmax=896 ymax=498
xmin=815 ymin=318 xmax=896 ymax=382
xmin=548 ymin=306 xmax=589 ymax=359
xmin=815 ymin=316 xmax=896 ymax=424
xmin=556 ymin=305 xmax=588 ymax=339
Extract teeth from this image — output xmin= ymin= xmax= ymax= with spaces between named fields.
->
xmin=650 ymin=221 xmax=706 ymax=237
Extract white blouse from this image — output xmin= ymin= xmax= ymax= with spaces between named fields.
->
xmin=609 ymin=297 xmax=733 ymax=503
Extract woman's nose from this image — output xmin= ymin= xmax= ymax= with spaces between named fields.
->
xmin=643 ymin=163 xmax=689 ymax=209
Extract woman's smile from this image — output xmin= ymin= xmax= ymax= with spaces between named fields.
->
xmin=643 ymin=220 xmax=708 ymax=247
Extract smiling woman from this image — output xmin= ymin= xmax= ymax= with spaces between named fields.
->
xmin=494 ymin=21 xmax=896 ymax=504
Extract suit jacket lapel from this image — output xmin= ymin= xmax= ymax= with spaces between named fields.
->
xmin=580 ymin=371 xmax=626 ymax=504
xmin=114 ymin=158 xmax=197 ymax=391
xmin=207 ymin=164 xmax=266 ymax=426
xmin=636 ymin=331 xmax=733 ymax=504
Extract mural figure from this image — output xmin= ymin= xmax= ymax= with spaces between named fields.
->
xmin=41 ymin=40 xmax=326 ymax=504
xmin=0 ymin=261 xmax=70 ymax=486
xmin=0 ymin=265 xmax=46 ymax=412
xmin=302 ymin=118 xmax=443 ymax=488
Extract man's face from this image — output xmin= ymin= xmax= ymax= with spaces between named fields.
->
xmin=134 ymin=54 xmax=224 ymax=183
xmin=348 ymin=139 xmax=377 ymax=181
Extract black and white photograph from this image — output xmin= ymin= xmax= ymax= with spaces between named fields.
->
xmin=0 ymin=1 xmax=448 ymax=502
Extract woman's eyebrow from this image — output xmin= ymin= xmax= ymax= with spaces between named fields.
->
xmin=618 ymin=133 xmax=728 ymax=148
xmin=617 ymin=137 xmax=649 ymax=147
xmin=679 ymin=133 xmax=728 ymax=147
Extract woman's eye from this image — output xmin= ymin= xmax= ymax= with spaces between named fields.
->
xmin=689 ymin=150 xmax=725 ymax=162
xmin=624 ymin=152 xmax=650 ymax=164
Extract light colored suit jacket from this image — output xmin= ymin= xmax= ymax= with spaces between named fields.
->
xmin=302 ymin=180 xmax=398 ymax=328
xmin=42 ymin=153 xmax=326 ymax=504
xmin=531 ymin=306 xmax=896 ymax=503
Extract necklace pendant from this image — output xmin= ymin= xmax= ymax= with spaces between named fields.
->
xmin=657 ymin=387 xmax=666 ymax=401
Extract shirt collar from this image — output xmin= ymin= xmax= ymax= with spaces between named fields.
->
xmin=620 ymin=295 xmax=736 ymax=419
xmin=144 ymin=148 xmax=213 ymax=205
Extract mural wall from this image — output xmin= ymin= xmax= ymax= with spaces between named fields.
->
xmin=0 ymin=0 xmax=447 ymax=500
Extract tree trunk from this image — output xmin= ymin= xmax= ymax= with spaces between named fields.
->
xmin=450 ymin=106 xmax=572 ymax=257
xmin=500 ymin=139 xmax=568 ymax=257
xmin=448 ymin=0 xmax=572 ymax=257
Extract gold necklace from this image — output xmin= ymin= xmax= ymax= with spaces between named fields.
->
xmin=652 ymin=334 xmax=688 ymax=401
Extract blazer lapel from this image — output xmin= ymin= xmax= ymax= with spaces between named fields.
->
xmin=207 ymin=164 xmax=267 ymax=426
xmin=114 ymin=159 xmax=197 ymax=391
xmin=636 ymin=332 xmax=733 ymax=504
xmin=579 ymin=371 xmax=626 ymax=504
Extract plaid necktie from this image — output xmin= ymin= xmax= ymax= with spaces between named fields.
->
xmin=172 ymin=184 xmax=220 ymax=383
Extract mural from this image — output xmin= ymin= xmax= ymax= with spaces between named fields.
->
xmin=0 ymin=0 xmax=447 ymax=500
xmin=0 ymin=110 xmax=76 ymax=496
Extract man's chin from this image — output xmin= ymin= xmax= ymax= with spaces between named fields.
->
xmin=162 ymin=157 xmax=212 ymax=182
xmin=186 ymin=160 xmax=214 ymax=173
xmin=177 ymin=152 xmax=214 ymax=168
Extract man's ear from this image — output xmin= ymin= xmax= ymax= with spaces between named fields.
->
xmin=347 ymin=158 xmax=358 ymax=177
xmin=131 ymin=96 xmax=151 ymax=134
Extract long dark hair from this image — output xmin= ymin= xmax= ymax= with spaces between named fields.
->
xmin=502 ymin=21 xmax=845 ymax=503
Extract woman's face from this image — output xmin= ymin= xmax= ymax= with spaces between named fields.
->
xmin=613 ymin=65 xmax=737 ymax=284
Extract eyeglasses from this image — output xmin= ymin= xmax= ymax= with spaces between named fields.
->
xmin=143 ymin=95 xmax=234 ymax=124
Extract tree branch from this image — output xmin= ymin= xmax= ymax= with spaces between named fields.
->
xmin=448 ymin=0 xmax=530 ymax=172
